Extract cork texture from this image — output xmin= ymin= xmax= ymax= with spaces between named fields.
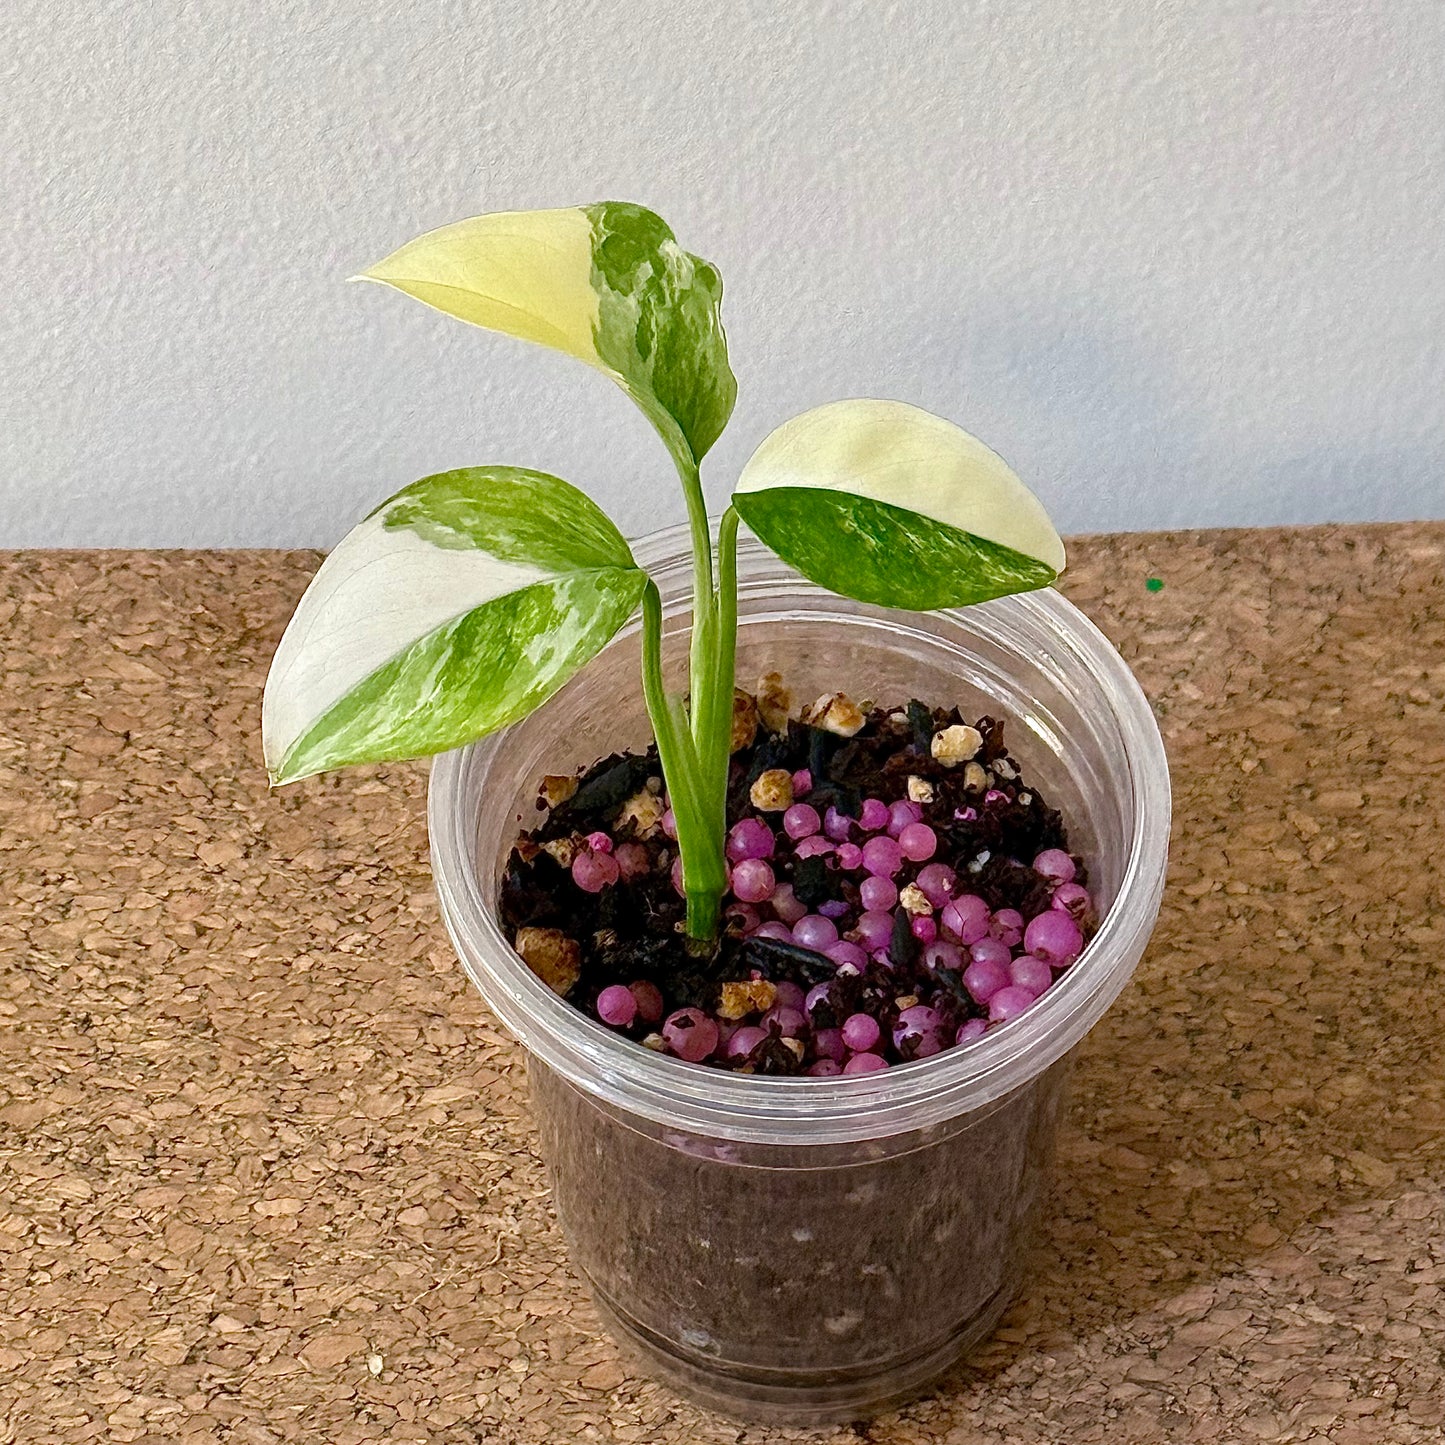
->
xmin=1 ymin=523 xmax=1442 ymax=1444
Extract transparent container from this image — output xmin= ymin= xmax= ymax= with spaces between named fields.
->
xmin=429 ymin=524 xmax=1170 ymax=1424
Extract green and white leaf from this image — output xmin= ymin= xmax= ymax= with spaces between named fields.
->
xmin=263 ymin=467 xmax=647 ymax=785
xmin=732 ymin=399 xmax=1066 ymax=611
xmin=358 ymin=202 xmax=736 ymax=472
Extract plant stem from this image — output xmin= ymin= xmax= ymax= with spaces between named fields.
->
xmin=676 ymin=456 xmax=715 ymax=752
xmin=708 ymin=506 xmax=740 ymax=810
xmin=640 ymin=579 xmax=724 ymax=942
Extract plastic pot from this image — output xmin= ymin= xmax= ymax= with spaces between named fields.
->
xmin=429 ymin=524 xmax=1170 ymax=1423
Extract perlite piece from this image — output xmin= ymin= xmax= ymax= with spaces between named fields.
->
xmin=730 ymin=689 xmax=759 ymax=752
xmin=804 ymin=692 xmax=865 ymax=738
xmin=750 ymin=769 xmax=795 ymax=812
xmin=755 ymin=671 xmax=792 ymax=734
xmin=514 ymin=927 xmax=581 ymax=996
xmin=931 ymin=724 xmax=983 ymax=766
xmin=540 ymin=774 xmax=578 ymax=807
xmin=718 ymin=979 xmax=778 ymax=1020
xmin=898 ymin=883 xmax=933 ymax=916
xmin=616 ymin=789 xmax=666 ymax=838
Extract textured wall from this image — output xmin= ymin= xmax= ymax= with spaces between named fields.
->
xmin=4 ymin=1 xmax=1443 ymax=547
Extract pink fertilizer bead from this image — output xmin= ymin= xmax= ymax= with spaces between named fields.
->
xmin=859 ymin=797 xmax=890 ymax=832
xmin=836 ymin=842 xmax=864 ymax=871
xmin=990 ymin=907 xmax=1025 ymax=948
xmin=887 ymin=799 xmax=923 ymax=838
xmin=727 ymin=817 xmax=775 ymax=862
xmin=630 ymin=980 xmax=664 ymax=1024
xmin=614 ymin=841 xmax=651 ymax=881
xmin=763 ymin=1005 xmax=808 ymax=1038
xmin=1052 ymin=882 xmax=1093 ymax=922
xmin=897 ymin=821 xmax=938 ymax=862
xmin=859 ymin=874 xmax=898 ymax=912
xmin=963 ymin=956 xmax=1010 ymax=1005
xmin=814 ymin=1027 xmax=847 ymax=1062
xmin=987 ymin=985 xmax=1036 ymax=1023
xmin=661 ymin=808 xmax=678 ymax=840
xmin=752 ymin=920 xmax=794 ymax=943
xmin=825 ymin=939 xmax=868 ymax=972
xmin=586 ymin=831 xmax=612 ymax=854
xmin=783 ymin=803 xmax=822 ymax=840
xmin=1033 ymin=848 xmax=1076 ymax=885
xmin=969 ymin=937 xmax=1012 ymax=971
xmin=596 ymin=984 xmax=637 ymax=1028
xmin=793 ymin=914 xmax=840 ymax=952
xmin=914 ymin=862 xmax=956 ymax=908
xmin=808 ymin=1058 xmax=843 ymax=1076
xmin=773 ymin=981 xmax=806 ymax=1010
xmin=841 ymin=1012 xmax=881 ymax=1052
xmin=861 ymin=835 xmax=903 ymax=878
xmin=770 ymin=883 xmax=807 ymax=925
xmin=791 ymin=768 xmax=813 ymax=797
xmin=663 ymin=1008 xmax=719 ymax=1061
xmin=984 ymin=788 xmax=1009 ymax=806
xmin=724 ymin=1024 xmax=767 ymax=1061
xmin=823 ymin=807 xmax=853 ymax=842
xmin=1024 ymin=909 xmax=1084 ymax=966
xmin=955 ymin=1018 xmax=988 ymax=1046
xmin=794 ymin=835 xmax=835 ymax=860
xmin=911 ymin=915 xmax=938 ymax=945
xmin=804 ymin=982 xmax=833 ymax=1016
xmin=941 ymin=893 xmax=990 ymax=945
xmin=843 ymin=1051 xmax=889 ymax=1074
xmin=725 ymin=901 xmax=761 ymax=934
xmin=1009 ymin=955 xmax=1054 ymax=996
xmin=670 ymin=856 xmax=685 ymax=896
xmin=730 ymin=858 xmax=775 ymax=904
xmin=572 ymin=849 xmax=620 ymax=893
xmin=922 ymin=939 xmax=964 ymax=972
xmin=894 ymin=1004 xmax=947 ymax=1057
xmin=854 ymin=910 xmax=895 ymax=952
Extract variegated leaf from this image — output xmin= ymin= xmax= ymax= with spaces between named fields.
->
xmin=358 ymin=203 xmax=736 ymax=471
xmin=263 ymin=467 xmax=647 ymax=785
xmin=732 ymin=399 xmax=1065 ymax=611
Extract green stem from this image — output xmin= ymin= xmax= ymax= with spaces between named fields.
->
xmin=707 ymin=507 xmax=741 ymax=809
xmin=640 ymin=579 xmax=724 ymax=942
xmin=676 ymin=456 xmax=715 ymax=751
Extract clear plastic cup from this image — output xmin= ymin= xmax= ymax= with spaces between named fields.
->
xmin=429 ymin=524 xmax=1170 ymax=1424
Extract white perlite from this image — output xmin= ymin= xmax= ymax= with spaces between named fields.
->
xmin=898 ymin=883 xmax=933 ymax=916
xmin=615 ymin=789 xmax=666 ymax=837
xmin=931 ymin=724 xmax=983 ymax=765
xmin=804 ymin=692 xmax=865 ymax=737
xmin=750 ymin=769 xmax=794 ymax=812
xmin=755 ymin=671 xmax=792 ymax=734
xmin=907 ymin=775 xmax=935 ymax=803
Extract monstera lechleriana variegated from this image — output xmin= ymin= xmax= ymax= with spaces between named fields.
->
xmin=263 ymin=202 xmax=1064 ymax=943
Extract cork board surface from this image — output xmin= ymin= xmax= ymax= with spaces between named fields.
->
xmin=1 ymin=523 xmax=1442 ymax=1445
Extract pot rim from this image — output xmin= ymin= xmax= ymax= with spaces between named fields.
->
xmin=429 ymin=522 xmax=1171 ymax=1145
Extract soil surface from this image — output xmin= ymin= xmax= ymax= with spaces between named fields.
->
xmin=499 ymin=697 xmax=1085 ymax=1072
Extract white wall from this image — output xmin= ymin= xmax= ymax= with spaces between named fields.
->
xmin=3 ymin=1 xmax=1442 ymax=547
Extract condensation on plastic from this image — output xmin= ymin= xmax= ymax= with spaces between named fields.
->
xmin=429 ymin=524 xmax=1170 ymax=1149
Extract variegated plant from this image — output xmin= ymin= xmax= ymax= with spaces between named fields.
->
xmin=263 ymin=201 xmax=1065 ymax=943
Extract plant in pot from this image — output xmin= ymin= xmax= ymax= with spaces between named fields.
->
xmin=262 ymin=202 xmax=1170 ymax=1424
